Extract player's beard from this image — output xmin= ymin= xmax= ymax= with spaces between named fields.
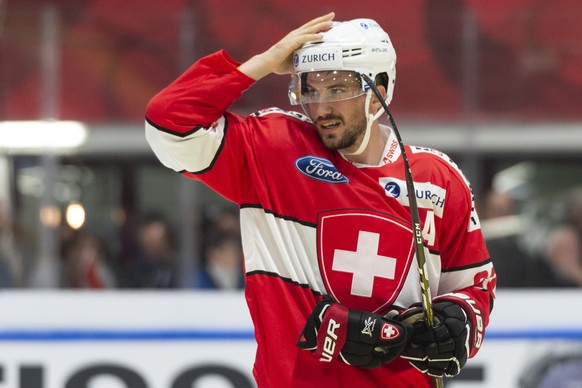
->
xmin=316 ymin=108 xmax=367 ymax=151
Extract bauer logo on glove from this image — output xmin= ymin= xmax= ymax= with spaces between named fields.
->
xmin=297 ymin=296 xmax=411 ymax=368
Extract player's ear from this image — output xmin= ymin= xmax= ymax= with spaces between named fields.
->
xmin=370 ymin=85 xmax=387 ymax=113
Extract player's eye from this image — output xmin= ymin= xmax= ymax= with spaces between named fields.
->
xmin=304 ymin=88 xmax=319 ymax=98
xmin=329 ymin=87 xmax=345 ymax=96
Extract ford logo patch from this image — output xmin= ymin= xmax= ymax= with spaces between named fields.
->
xmin=295 ymin=156 xmax=349 ymax=184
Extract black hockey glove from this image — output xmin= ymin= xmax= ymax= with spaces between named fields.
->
xmin=397 ymin=301 xmax=470 ymax=377
xmin=297 ymin=296 xmax=410 ymax=368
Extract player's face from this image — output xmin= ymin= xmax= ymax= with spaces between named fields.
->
xmin=302 ymin=71 xmax=368 ymax=151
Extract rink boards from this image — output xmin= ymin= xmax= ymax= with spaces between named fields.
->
xmin=0 ymin=290 xmax=581 ymax=388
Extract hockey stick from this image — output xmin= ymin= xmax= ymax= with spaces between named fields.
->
xmin=361 ymin=74 xmax=443 ymax=388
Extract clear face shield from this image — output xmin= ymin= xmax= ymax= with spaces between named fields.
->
xmin=288 ymin=69 xmax=384 ymax=157
xmin=288 ymin=70 xmax=367 ymax=107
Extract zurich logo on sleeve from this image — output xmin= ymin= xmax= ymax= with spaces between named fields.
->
xmin=295 ymin=156 xmax=349 ymax=184
xmin=384 ymin=181 xmax=401 ymax=198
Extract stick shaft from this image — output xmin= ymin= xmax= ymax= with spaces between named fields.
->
xmin=361 ymin=75 xmax=443 ymax=388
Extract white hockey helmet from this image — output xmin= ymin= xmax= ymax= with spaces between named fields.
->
xmin=288 ymin=18 xmax=397 ymax=107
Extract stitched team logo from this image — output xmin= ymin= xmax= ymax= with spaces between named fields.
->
xmin=317 ymin=209 xmax=415 ymax=313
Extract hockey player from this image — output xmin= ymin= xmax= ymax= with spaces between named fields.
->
xmin=145 ymin=12 xmax=496 ymax=388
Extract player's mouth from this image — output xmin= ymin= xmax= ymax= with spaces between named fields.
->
xmin=317 ymin=119 xmax=342 ymax=132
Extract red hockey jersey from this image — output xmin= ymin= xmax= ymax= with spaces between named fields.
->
xmin=145 ymin=50 xmax=496 ymax=388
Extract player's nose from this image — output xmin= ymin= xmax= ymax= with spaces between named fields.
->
xmin=305 ymin=101 xmax=334 ymax=118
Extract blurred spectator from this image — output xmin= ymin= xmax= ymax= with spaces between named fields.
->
xmin=481 ymin=189 xmax=552 ymax=287
xmin=119 ymin=213 xmax=179 ymax=288
xmin=193 ymin=206 xmax=244 ymax=290
xmin=543 ymin=188 xmax=582 ymax=287
xmin=195 ymin=230 xmax=244 ymax=290
xmin=482 ymin=189 xmax=517 ymax=220
xmin=203 ymin=206 xmax=240 ymax=236
xmin=60 ymin=231 xmax=116 ymax=289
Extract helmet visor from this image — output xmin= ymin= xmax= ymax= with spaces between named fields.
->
xmin=288 ymin=70 xmax=365 ymax=106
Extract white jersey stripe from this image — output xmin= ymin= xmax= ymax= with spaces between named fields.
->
xmin=145 ymin=116 xmax=226 ymax=173
xmin=240 ymin=206 xmax=451 ymax=309
xmin=240 ymin=207 xmax=325 ymax=294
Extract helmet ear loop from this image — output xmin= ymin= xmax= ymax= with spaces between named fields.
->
xmin=341 ymin=90 xmax=376 ymax=156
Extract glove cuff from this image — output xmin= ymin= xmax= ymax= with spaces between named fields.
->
xmin=314 ymin=304 xmax=348 ymax=362
xmin=434 ymin=295 xmax=481 ymax=356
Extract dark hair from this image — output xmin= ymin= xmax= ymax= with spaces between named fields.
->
xmin=205 ymin=230 xmax=241 ymax=252
xmin=375 ymin=72 xmax=389 ymax=90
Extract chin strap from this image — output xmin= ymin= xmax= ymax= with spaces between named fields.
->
xmin=341 ymin=91 xmax=386 ymax=156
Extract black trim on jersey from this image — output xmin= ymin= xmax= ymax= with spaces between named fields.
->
xmin=145 ymin=116 xmax=202 ymax=137
xmin=177 ymin=117 xmax=230 ymax=175
xmin=245 ymin=270 xmax=322 ymax=295
xmin=441 ymin=258 xmax=492 ymax=273
xmin=240 ymin=203 xmax=318 ymax=228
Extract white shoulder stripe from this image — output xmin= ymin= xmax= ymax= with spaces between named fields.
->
xmin=145 ymin=116 xmax=226 ymax=172
xmin=240 ymin=207 xmax=325 ymax=293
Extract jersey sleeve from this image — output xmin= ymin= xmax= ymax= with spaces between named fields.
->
xmin=434 ymin=158 xmax=496 ymax=358
xmin=144 ymin=50 xmax=257 ymax=203
xmin=410 ymin=148 xmax=496 ymax=359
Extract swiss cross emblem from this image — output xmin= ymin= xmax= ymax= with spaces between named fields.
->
xmin=317 ymin=209 xmax=415 ymax=313
xmin=381 ymin=323 xmax=400 ymax=340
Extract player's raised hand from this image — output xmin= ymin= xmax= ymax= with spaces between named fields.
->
xmin=238 ymin=12 xmax=335 ymax=80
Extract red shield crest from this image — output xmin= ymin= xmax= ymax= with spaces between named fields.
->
xmin=317 ymin=209 xmax=415 ymax=313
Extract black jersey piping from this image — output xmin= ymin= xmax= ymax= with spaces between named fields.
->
xmin=145 ymin=116 xmax=203 ymax=138
xmin=441 ymin=258 xmax=492 ymax=273
xmin=239 ymin=203 xmax=317 ymax=228
xmin=245 ymin=270 xmax=322 ymax=295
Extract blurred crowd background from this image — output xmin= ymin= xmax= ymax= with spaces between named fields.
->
xmin=0 ymin=0 xmax=581 ymax=290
